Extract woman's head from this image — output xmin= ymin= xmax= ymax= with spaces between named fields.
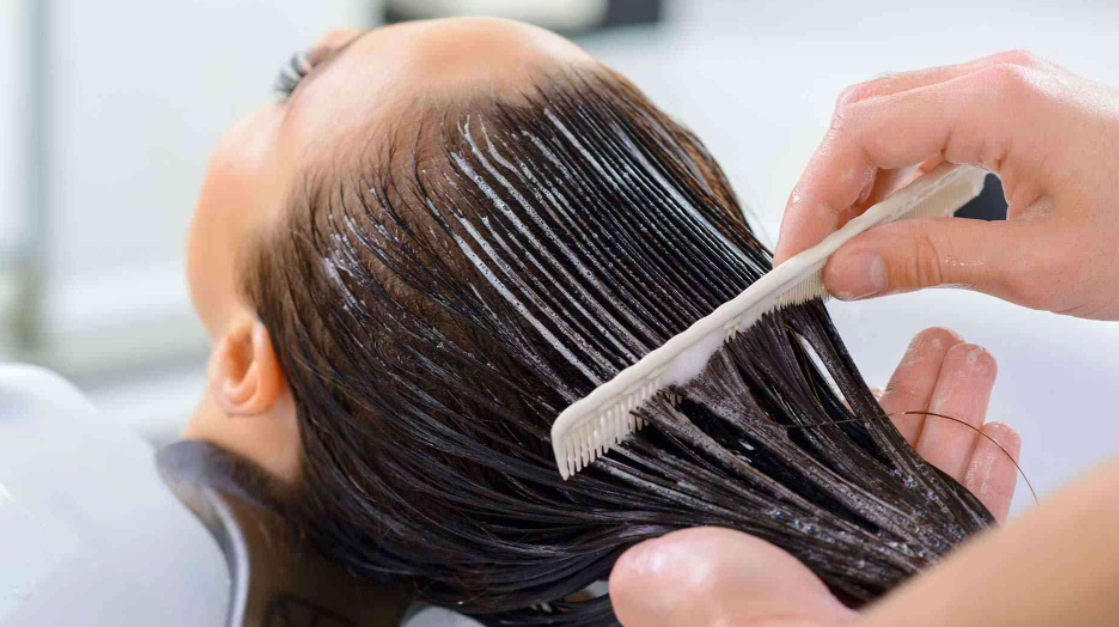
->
xmin=185 ymin=18 xmax=993 ymax=626
xmin=184 ymin=18 xmax=593 ymax=480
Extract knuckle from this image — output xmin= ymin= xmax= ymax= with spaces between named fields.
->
xmin=978 ymin=140 xmax=1009 ymax=173
xmin=832 ymin=84 xmax=875 ymax=130
xmin=836 ymin=82 xmax=876 ymax=109
xmin=1003 ymin=236 xmax=1067 ymax=308
xmin=982 ymin=63 xmax=1035 ymax=100
xmin=829 ymin=105 xmax=850 ymax=133
xmin=819 ymin=198 xmax=846 ymax=216
xmin=885 ymin=380 xmax=923 ymax=400
xmin=997 ymin=49 xmax=1044 ymax=68
xmin=909 ymin=232 xmax=946 ymax=289
xmin=1000 ymin=267 xmax=1041 ymax=307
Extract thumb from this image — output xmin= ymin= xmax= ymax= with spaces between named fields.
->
xmin=823 ymin=216 xmax=1052 ymax=308
xmin=609 ymin=527 xmax=850 ymax=627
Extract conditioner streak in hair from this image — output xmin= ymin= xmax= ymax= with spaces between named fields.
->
xmin=245 ymin=67 xmax=994 ymax=626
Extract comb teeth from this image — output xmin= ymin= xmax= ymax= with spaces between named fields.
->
xmin=551 ymin=164 xmax=988 ymax=479
xmin=771 ymin=270 xmax=831 ymax=311
xmin=557 ymin=271 xmax=829 ymax=478
xmin=560 ymin=379 xmax=662 ymax=479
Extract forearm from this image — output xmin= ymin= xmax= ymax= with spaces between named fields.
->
xmin=858 ymin=457 xmax=1119 ymax=627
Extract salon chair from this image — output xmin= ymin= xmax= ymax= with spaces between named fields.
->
xmin=0 ymin=365 xmax=474 ymax=627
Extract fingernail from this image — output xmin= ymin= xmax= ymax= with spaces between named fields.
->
xmin=827 ymin=252 xmax=888 ymax=300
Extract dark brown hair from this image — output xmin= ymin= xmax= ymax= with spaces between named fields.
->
xmin=242 ymin=66 xmax=993 ymax=626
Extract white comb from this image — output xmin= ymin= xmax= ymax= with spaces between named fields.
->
xmin=550 ymin=163 xmax=988 ymax=479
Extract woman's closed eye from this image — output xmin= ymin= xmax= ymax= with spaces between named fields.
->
xmin=273 ymin=30 xmax=367 ymax=100
xmin=274 ymin=50 xmax=314 ymax=99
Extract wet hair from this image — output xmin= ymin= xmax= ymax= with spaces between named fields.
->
xmin=242 ymin=66 xmax=993 ymax=626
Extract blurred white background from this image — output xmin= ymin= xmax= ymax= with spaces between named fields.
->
xmin=2 ymin=0 xmax=1118 ymax=517
xmin=1 ymin=0 xmax=378 ymax=440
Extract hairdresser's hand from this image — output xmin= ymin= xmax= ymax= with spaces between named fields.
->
xmin=774 ymin=51 xmax=1119 ymax=320
xmin=609 ymin=327 xmax=1021 ymax=627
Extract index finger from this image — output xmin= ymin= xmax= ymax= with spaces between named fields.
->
xmin=772 ymin=61 xmax=1035 ymax=265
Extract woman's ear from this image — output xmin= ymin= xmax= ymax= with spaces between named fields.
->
xmin=210 ymin=315 xmax=285 ymax=417
xmin=188 ymin=312 xmax=300 ymax=483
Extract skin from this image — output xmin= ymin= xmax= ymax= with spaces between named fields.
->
xmin=184 ymin=21 xmax=1077 ymax=625
xmin=773 ymin=51 xmax=1119 ymax=320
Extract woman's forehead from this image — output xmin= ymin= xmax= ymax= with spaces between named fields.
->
xmin=281 ymin=18 xmax=594 ymax=166
xmin=189 ymin=18 xmax=594 ymax=337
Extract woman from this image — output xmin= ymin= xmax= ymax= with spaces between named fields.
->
xmin=183 ymin=19 xmax=1020 ymax=625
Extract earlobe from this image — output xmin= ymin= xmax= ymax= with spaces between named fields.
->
xmin=211 ymin=317 xmax=285 ymax=417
